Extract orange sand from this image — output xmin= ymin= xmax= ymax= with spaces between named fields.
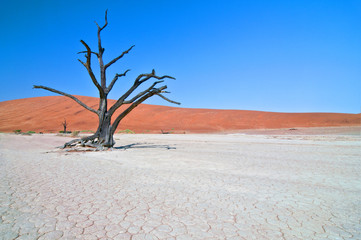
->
xmin=0 ymin=96 xmax=360 ymax=133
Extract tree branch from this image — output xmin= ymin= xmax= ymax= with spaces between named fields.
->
xmin=105 ymin=45 xmax=135 ymax=69
xmin=95 ymin=9 xmax=108 ymax=32
xmin=77 ymin=51 xmax=99 ymax=57
xmin=135 ymin=70 xmax=176 ymax=83
xmin=78 ymin=59 xmax=87 ymax=68
xmin=111 ymin=86 xmax=168 ymax=134
xmin=123 ymin=81 xmax=164 ymax=104
xmin=33 ymin=85 xmax=98 ymax=115
xmin=95 ymin=10 xmax=108 ymax=88
xmin=106 ymin=69 xmax=130 ymax=94
xmin=79 ymin=40 xmax=105 ymax=97
xmin=156 ymin=93 xmax=181 ymax=105
xmin=108 ymin=70 xmax=175 ymax=116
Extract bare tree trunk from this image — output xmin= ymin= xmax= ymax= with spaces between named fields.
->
xmin=97 ymin=114 xmax=114 ymax=147
xmin=62 ymin=119 xmax=67 ymax=133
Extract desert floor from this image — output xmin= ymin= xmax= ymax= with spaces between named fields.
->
xmin=0 ymin=128 xmax=360 ymax=239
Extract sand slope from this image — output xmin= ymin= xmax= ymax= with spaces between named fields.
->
xmin=0 ymin=96 xmax=360 ymax=133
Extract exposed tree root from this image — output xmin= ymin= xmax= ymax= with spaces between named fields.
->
xmin=59 ymin=134 xmax=110 ymax=151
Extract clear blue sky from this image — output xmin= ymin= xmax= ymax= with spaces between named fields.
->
xmin=1 ymin=0 xmax=360 ymax=113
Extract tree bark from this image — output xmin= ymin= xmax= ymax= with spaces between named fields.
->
xmin=95 ymin=97 xmax=115 ymax=147
xmin=97 ymin=114 xmax=114 ymax=147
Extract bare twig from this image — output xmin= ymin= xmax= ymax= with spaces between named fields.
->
xmin=95 ymin=9 xmax=108 ymax=32
xmin=105 ymin=45 xmax=135 ymax=69
xmin=77 ymin=51 xmax=99 ymax=57
xmin=135 ymin=70 xmax=175 ymax=83
xmin=157 ymin=93 xmax=181 ymax=105
xmin=106 ymin=69 xmax=130 ymax=93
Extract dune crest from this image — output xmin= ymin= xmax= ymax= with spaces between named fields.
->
xmin=0 ymin=96 xmax=360 ymax=133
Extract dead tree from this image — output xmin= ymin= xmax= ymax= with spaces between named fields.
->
xmin=62 ymin=119 xmax=67 ymax=133
xmin=34 ymin=11 xmax=179 ymax=150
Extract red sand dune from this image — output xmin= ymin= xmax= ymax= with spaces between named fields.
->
xmin=0 ymin=96 xmax=360 ymax=133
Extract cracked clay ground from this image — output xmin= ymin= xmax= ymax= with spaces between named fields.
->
xmin=0 ymin=133 xmax=360 ymax=239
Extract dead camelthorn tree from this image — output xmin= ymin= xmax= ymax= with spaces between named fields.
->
xmin=62 ymin=119 xmax=67 ymax=133
xmin=34 ymin=11 xmax=179 ymax=150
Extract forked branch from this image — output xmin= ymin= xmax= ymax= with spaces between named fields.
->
xmin=123 ymin=80 xmax=164 ymax=104
xmin=135 ymin=70 xmax=175 ymax=84
xmin=106 ymin=69 xmax=130 ymax=93
xmin=108 ymin=70 xmax=176 ymax=115
xmin=111 ymin=86 xmax=168 ymax=134
xmin=78 ymin=40 xmax=104 ymax=97
xmin=95 ymin=10 xmax=108 ymax=56
xmin=33 ymin=85 xmax=98 ymax=114
xmin=95 ymin=9 xmax=108 ymax=32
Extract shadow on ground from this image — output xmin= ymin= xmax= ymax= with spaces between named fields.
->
xmin=114 ymin=142 xmax=176 ymax=150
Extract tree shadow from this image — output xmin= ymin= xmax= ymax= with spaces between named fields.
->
xmin=114 ymin=142 xmax=176 ymax=150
